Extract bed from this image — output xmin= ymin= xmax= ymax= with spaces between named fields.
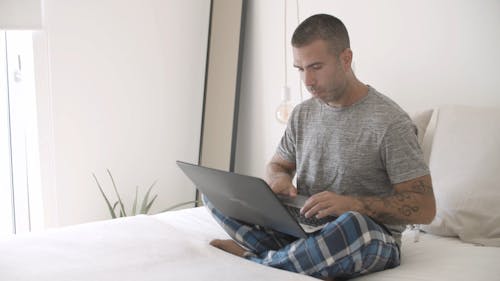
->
xmin=1 ymin=105 xmax=499 ymax=280
xmin=1 ymin=206 xmax=499 ymax=281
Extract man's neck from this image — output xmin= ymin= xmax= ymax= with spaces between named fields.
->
xmin=327 ymin=81 xmax=369 ymax=108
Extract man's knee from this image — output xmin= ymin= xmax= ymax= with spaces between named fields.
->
xmin=339 ymin=210 xmax=363 ymax=220
xmin=322 ymin=211 xmax=364 ymax=231
xmin=318 ymin=211 xmax=400 ymax=277
xmin=321 ymin=211 xmax=391 ymax=244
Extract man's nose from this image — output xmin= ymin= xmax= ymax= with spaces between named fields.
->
xmin=303 ymin=70 xmax=315 ymax=87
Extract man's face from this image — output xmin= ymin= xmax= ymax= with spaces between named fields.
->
xmin=293 ymin=39 xmax=349 ymax=105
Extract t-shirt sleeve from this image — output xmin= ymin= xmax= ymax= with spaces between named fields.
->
xmin=381 ymin=118 xmax=430 ymax=184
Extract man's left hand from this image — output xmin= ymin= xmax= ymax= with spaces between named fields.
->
xmin=301 ymin=191 xmax=352 ymax=219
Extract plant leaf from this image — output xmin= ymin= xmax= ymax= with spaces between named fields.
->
xmin=93 ymin=173 xmax=117 ymax=219
xmin=112 ymin=201 xmax=119 ymax=212
xmin=131 ymin=186 xmax=138 ymax=216
xmin=161 ymin=200 xmax=201 ymax=212
xmin=143 ymin=194 xmax=158 ymax=214
xmin=107 ymin=169 xmax=127 ymax=217
xmin=140 ymin=180 xmax=157 ymax=214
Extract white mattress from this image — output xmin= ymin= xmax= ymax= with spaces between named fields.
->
xmin=1 ymin=207 xmax=498 ymax=281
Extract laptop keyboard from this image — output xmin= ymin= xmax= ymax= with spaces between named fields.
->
xmin=285 ymin=205 xmax=333 ymax=227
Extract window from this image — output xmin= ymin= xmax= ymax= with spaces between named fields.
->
xmin=0 ymin=31 xmax=14 ymax=235
xmin=0 ymin=31 xmax=42 ymax=235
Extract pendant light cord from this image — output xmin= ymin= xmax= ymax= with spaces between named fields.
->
xmin=295 ymin=0 xmax=304 ymax=102
xmin=284 ymin=0 xmax=288 ymax=88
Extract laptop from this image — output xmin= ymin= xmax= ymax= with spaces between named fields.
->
xmin=176 ymin=161 xmax=336 ymax=239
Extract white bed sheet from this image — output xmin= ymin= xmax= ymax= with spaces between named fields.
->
xmin=355 ymin=227 xmax=500 ymax=281
xmin=1 ymin=207 xmax=498 ymax=281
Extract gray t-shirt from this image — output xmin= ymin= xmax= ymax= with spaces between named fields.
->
xmin=276 ymin=86 xmax=430 ymax=246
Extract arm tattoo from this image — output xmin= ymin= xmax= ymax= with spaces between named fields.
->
xmin=358 ymin=179 xmax=433 ymax=225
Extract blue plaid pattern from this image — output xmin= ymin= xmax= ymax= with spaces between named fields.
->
xmin=204 ymin=196 xmax=400 ymax=279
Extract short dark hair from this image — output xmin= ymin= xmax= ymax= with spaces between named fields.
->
xmin=292 ymin=14 xmax=350 ymax=56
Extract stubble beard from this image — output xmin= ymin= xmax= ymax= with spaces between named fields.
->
xmin=310 ymin=87 xmax=346 ymax=106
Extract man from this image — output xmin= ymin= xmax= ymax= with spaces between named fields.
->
xmin=206 ymin=14 xmax=436 ymax=280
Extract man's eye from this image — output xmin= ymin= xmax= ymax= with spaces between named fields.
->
xmin=312 ymin=65 xmax=322 ymax=70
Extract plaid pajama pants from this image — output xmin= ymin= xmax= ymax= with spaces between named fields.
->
xmin=203 ymin=196 xmax=400 ymax=280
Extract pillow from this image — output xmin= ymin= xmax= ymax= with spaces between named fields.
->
xmin=421 ymin=105 xmax=500 ymax=246
xmin=409 ymin=108 xmax=434 ymax=148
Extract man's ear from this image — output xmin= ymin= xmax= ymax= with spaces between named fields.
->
xmin=340 ymin=48 xmax=353 ymax=71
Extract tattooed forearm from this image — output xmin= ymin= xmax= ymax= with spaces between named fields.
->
xmin=358 ymin=196 xmax=421 ymax=225
xmin=356 ymin=178 xmax=435 ymax=225
xmin=409 ymin=179 xmax=434 ymax=195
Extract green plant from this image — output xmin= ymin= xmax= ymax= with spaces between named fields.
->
xmin=93 ymin=169 xmax=199 ymax=218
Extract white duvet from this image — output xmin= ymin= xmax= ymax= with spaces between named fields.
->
xmin=1 ymin=207 xmax=498 ymax=281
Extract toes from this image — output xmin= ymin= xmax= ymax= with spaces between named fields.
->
xmin=209 ymin=239 xmax=225 ymax=248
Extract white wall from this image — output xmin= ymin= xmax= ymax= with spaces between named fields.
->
xmin=34 ymin=0 xmax=210 ymax=227
xmin=235 ymin=0 xmax=500 ymax=177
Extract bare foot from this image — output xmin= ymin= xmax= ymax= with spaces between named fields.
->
xmin=210 ymin=239 xmax=248 ymax=257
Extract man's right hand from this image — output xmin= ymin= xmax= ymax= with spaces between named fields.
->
xmin=265 ymin=154 xmax=297 ymax=197
xmin=269 ymin=175 xmax=297 ymax=197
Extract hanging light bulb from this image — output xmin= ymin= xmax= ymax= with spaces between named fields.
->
xmin=276 ymin=86 xmax=294 ymax=124
xmin=276 ymin=0 xmax=294 ymax=125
